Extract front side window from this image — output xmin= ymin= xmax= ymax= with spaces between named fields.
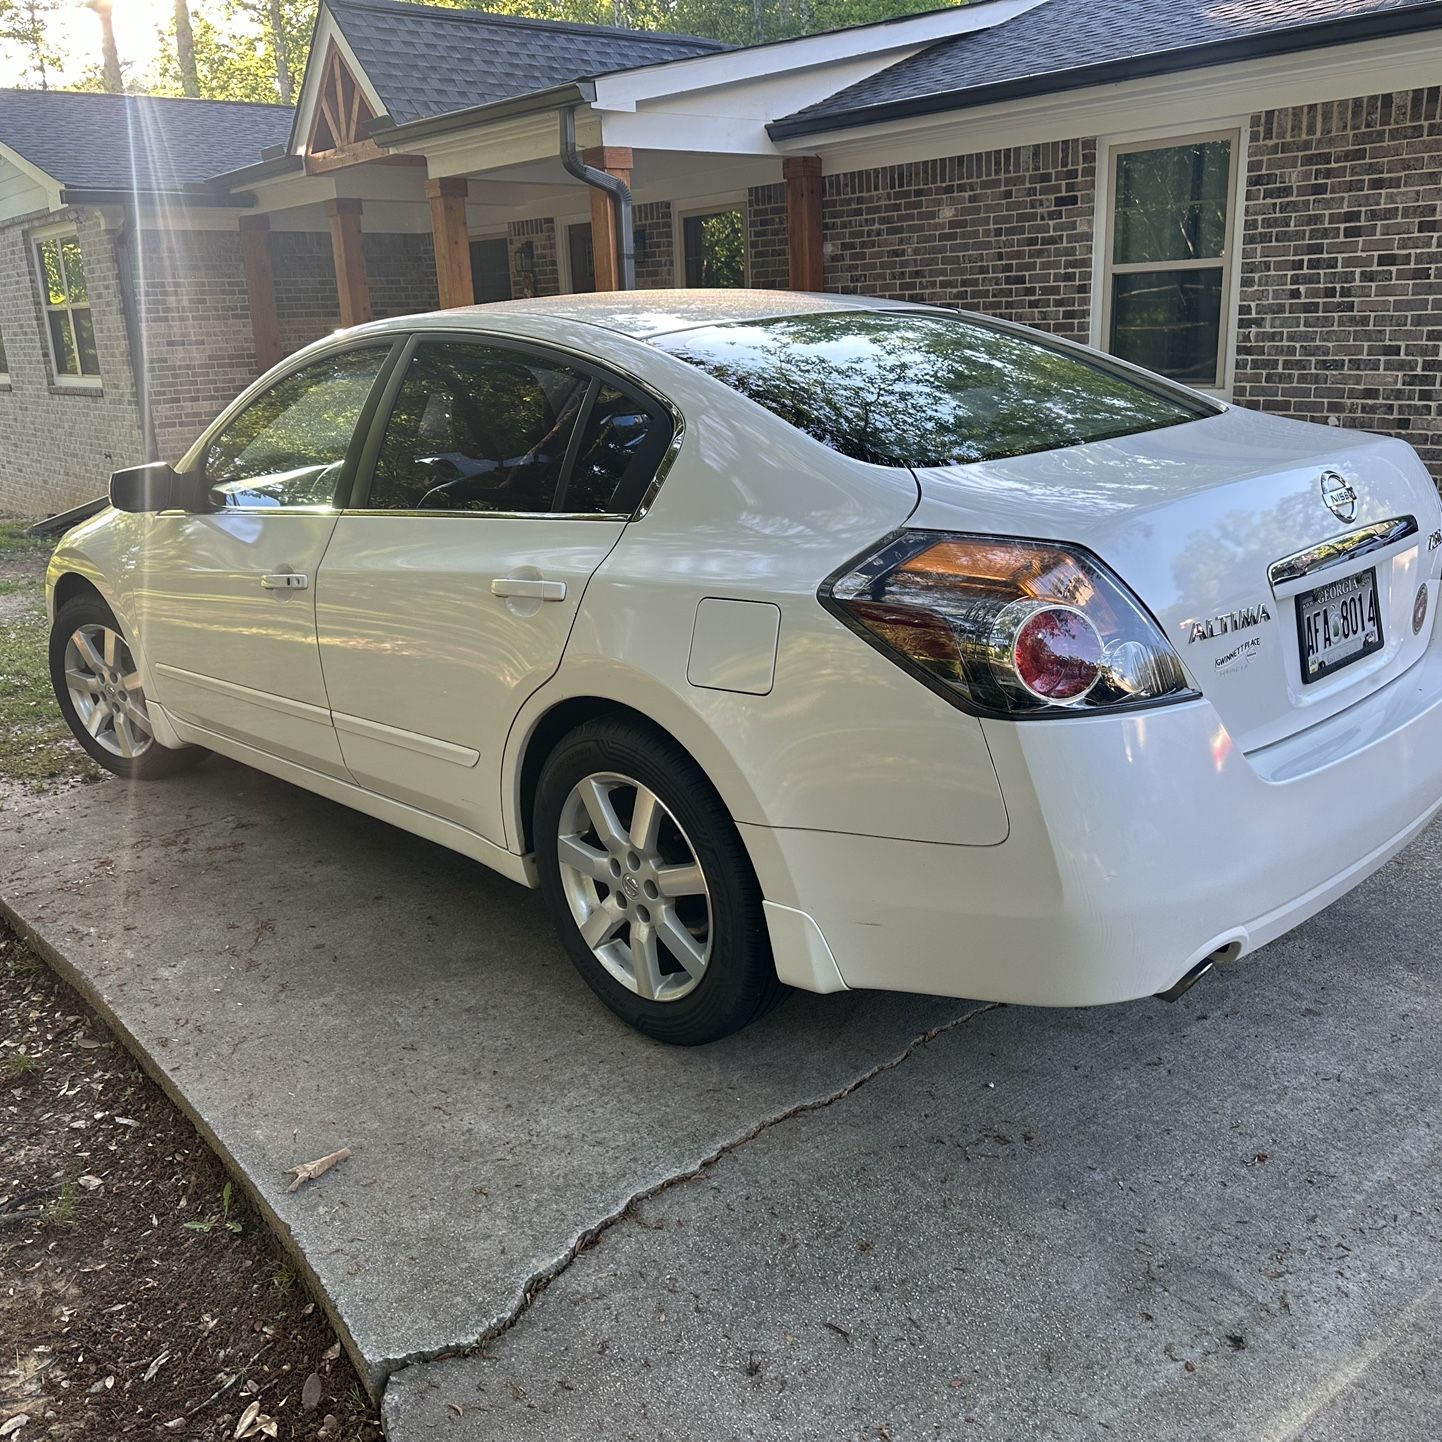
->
xmin=36 ymin=234 xmax=99 ymax=380
xmin=369 ymin=341 xmax=590 ymax=513
xmin=655 ymin=311 xmax=1214 ymax=468
xmin=0 ymin=327 xmax=9 ymax=381
xmin=203 ymin=347 xmax=388 ymax=509
xmin=1103 ymin=135 xmax=1236 ymax=387
xmin=682 ymin=207 xmax=746 ymax=288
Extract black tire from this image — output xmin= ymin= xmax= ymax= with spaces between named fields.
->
xmin=535 ymin=715 xmax=786 ymax=1045
xmin=50 ymin=594 xmax=203 ymax=780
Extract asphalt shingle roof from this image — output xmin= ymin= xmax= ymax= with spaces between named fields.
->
xmin=775 ymin=0 xmax=1442 ymax=134
xmin=0 ymin=89 xmax=293 ymax=192
xmin=327 ymin=0 xmax=727 ymax=127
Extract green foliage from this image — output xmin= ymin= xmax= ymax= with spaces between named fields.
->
xmin=184 ymin=1180 xmax=244 ymax=1235
xmin=150 ymin=0 xmax=310 ymax=102
xmin=0 ymin=0 xmax=63 ymax=88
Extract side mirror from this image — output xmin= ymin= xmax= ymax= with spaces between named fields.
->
xmin=109 ymin=462 xmax=213 ymax=514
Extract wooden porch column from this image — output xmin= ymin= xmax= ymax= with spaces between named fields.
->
xmin=427 ymin=176 xmax=474 ymax=308
xmin=582 ymin=145 xmax=633 ymax=292
xmin=237 ymin=214 xmax=283 ymax=373
xmin=325 ymin=196 xmax=372 ymax=327
xmin=784 ymin=155 xmax=825 ymax=291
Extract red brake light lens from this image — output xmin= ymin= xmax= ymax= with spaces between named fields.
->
xmin=822 ymin=531 xmax=1197 ymax=718
xmin=1008 ymin=605 xmax=1103 ymax=701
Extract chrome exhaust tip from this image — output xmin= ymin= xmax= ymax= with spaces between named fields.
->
xmin=1154 ymin=957 xmax=1215 ymax=1004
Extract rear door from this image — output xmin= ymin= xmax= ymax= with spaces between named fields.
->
xmin=137 ymin=344 xmax=395 ymax=777
xmin=314 ymin=332 xmax=672 ymax=844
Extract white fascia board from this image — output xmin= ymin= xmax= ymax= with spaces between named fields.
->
xmin=0 ymin=139 xmax=63 ymax=221
xmin=589 ymin=0 xmax=1046 ymax=113
xmin=784 ymin=29 xmax=1442 ymax=169
xmin=291 ymin=6 xmax=389 ymax=156
xmin=597 ymin=53 xmax=928 ymax=154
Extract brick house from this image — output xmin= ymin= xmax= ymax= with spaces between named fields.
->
xmin=1 ymin=0 xmax=1440 ymax=516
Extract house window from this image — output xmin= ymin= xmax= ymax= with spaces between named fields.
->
xmin=0 ymin=327 xmax=8 ymax=384
xmin=681 ymin=206 xmax=746 ymax=288
xmin=36 ymin=233 xmax=100 ymax=382
xmin=1102 ymin=134 xmax=1236 ymax=388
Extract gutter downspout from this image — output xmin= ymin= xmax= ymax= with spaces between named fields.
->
xmin=112 ymin=205 xmax=158 ymax=463
xmin=559 ymin=106 xmax=634 ymax=291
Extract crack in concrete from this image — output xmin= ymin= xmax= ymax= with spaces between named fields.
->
xmin=381 ymin=999 xmax=1004 ymax=1388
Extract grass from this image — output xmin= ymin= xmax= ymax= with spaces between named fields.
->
xmin=0 ymin=521 xmax=40 ymax=551
xmin=2 ymin=1048 xmax=37 ymax=1079
xmin=0 ymin=522 xmax=100 ymax=789
xmin=47 ymin=1178 xmax=81 ymax=1228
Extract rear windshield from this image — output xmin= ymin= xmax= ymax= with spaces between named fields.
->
xmin=652 ymin=311 xmax=1215 ymax=468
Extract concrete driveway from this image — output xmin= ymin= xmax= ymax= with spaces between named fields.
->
xmin=3 ymin=759 xmax=1439 ymax=1440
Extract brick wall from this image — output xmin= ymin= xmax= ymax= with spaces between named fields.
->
xmin=747 ymin=183 xmax=789 ymax=289
xmin=364 ymin=231 xmax=437 ymax=321
xmin=508 ymin=218 xmax=559 ymax=298
xmin=767 ymin=141 xmax=1097 ymax=341
xmin=268 ymin=228 xmax=437 ymax=357
xmin=135 ymin=227 xmax=257 ymax=464
xmin=0 ymin=207 xmax=145 ymax=516
xmin=635 ymin=201 xmax=675 ymax=289
xmin=1235 ymin=87 xmax=1442 ymax=470
xmin=271 ymin=231 xmax=340 ymax=356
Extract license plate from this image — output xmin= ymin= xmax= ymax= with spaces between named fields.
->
xmin=1297 ymin=567 xmax=1383 ymax=683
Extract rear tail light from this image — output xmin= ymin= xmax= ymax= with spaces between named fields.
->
xmin=821 ymin=531 xmax=1198 ymax=718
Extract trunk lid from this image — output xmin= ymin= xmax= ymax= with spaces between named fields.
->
xmin=910 ymin=406 xmax=1442 ymax=753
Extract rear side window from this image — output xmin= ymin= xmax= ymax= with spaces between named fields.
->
xmin=369 ymin=341 xmax=590 ymax=513
xmin=557 ymin=383 xmax=667 ymax=515
xmin=653 ymin=311 xmax=1215 ymax=468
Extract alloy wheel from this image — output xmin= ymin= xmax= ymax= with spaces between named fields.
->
xmin=63 ymin=623 xmax=155 ymax=759
xmin=555 ymin=771 xmax=713 ymax=1003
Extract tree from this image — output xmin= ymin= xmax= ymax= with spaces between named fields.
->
xmin=86 ymin=0 xmax=124 ymax=91
xmin=174 ymin=0 xmax=200 ymax=95
xmin=150 ymin=0 xmax=309 ymax=102
xmin=0 ymin=0 xmax=62 ymax=89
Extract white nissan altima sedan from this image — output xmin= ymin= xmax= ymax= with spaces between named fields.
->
xmin=46 ymin=290 xmax=1442 ymax=1043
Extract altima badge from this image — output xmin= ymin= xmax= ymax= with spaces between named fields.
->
xmin=1186 ymin=604 xmax=1273 ymax=644
xmin=1321 ymin=469 xmax=1359 ymax=523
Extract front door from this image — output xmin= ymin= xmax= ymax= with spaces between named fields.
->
xmin=315 ymin=335 xmax=671 ymax=844
xmin=136 ymin=345 xmax=392 ymax=777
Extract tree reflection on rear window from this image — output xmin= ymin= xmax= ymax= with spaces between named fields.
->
xmin=652 ymin=311 xmax=1216 ymax=468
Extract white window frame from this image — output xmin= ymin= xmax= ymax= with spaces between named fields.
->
xmin=1090 ymin=122 xmax=1248 ymax=399
xmin=674 ymin=195 xmax=749 ymax=290
xmin=33 ymin=225 xmax=101 ymax=389
xmin=0 ymin=325 xmax=9 ymax=387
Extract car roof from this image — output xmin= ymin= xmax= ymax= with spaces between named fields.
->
xmin=348 ymin=288 xmax=934 ymax=342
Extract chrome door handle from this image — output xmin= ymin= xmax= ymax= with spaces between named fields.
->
xmin=260 ymin=572 xmax=309 ymax=590
xmin=491 ymin=577 xmax=566 ymax=602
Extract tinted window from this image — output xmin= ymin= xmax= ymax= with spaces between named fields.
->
xmin=204 ymin=348 xmax=387 ymax=508
xmin=369 ymin=341 xmax=589 ymax=513
xmin=558 ymin=383 xmax=666 ymax=514
xmin=654 ymin=312 xmax=1214 ymax=469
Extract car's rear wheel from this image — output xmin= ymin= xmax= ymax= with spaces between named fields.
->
xmin=49 ymin=595 xmax=201 ymax=780
xmin=535 ymin=716 xmax=785 ymax=1044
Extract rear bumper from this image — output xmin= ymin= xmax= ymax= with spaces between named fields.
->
xmin=746 ymin=629 xmax=1442 ymax=1005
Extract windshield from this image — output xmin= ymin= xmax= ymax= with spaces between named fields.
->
xmin=652 ymin=311 xmax=1216 ymax=468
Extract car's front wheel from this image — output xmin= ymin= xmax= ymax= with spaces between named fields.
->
xmin=534 ymin=716 xmax=785 ymax=1044
xmin=49 ymin=594 xmax=201 ymax=780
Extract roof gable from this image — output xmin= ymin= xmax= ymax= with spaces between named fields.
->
xmin=0 ymin=89 xmax=293 ymax=194
xmin=774 ymin=0 xmax=1442 ymax=135
xmin=325 ymin=0 xmax=727 ymax=127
